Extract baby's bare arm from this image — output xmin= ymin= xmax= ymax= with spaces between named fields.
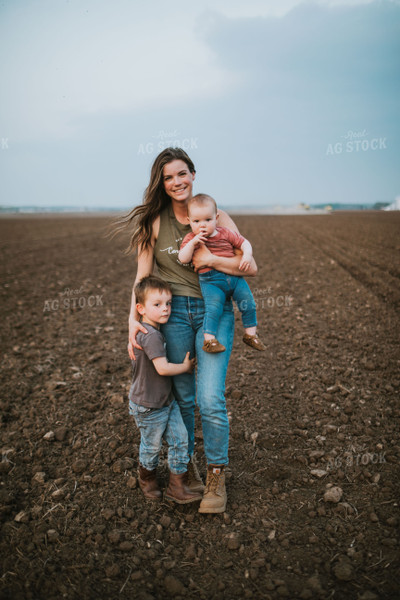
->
xmin=178 ymin=238 xmax=197 ymax=264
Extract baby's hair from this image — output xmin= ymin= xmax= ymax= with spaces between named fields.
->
xmin=135 ymin=275 xmax=172 ymax=305
xmin=188 ymin=193 xmax=217 ymax=215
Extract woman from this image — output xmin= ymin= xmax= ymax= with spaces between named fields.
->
xmin=123 ymin=147 xmax=257 ymax=513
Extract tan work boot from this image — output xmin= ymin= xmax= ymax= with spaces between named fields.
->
xmin=138 ymin=465 xmax=162 ymax=501
xmin=186 ymin=454 xmax=205 ymax=493
xmin=198 ymin=465 xmax=227 ymax=514
xmin=164 ymin=471 xmax=202 ymax=504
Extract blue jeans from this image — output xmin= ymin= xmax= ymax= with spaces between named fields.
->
xmin=161 ymin=295 xmax=234 ymax=466
xmin=129 ymin=399 xmax=189 ymax=474
xmin=199 ymin=270 xmax=257 ymax=336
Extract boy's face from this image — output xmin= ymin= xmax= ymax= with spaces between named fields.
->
xmin=136 ymin=289 xmax=172 ymax=328
xmin=188 ymin=202 xmax=218 ymax=238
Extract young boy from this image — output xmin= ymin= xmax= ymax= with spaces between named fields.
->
xmin=178 ymin=194 xmax=266 ymax=353
xmin=129 ymin=275 xmax=202 ymax=503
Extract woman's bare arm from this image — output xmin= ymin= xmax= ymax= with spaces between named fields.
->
xmin=192 ymin=247 xmax=257 ymax=276
xmin=128 ymin=217 xmax=160 ymax=360
xmin=217 ymin=209 xmax=241 ymax=233
xmin=129 ymin=246 xmax=153 ymax=316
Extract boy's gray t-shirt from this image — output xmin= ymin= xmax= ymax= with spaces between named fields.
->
xmin=128 ymin=323 xmax=172 ymax=409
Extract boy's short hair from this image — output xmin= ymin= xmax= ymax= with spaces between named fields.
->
xmin=188 ymin=193 xmax=217 ymax=215
xmin=135 ymin=276 xmax=172 ymax=305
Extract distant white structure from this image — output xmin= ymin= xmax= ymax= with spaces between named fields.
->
xmin=384 ymin=196 xmax=400 ymax=211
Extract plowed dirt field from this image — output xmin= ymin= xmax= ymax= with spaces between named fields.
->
xmin=1 ymin=211 xmax=399 ymax=600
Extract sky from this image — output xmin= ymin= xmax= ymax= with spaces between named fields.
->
xmin=0 ymin=0 xmax=399 ymax=209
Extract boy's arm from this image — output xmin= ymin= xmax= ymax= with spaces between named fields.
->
xmin=152 ymin=352 xmax=195 ymax=376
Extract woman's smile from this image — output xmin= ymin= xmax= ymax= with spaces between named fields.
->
xmin=163 ymin=159 xmax=195 ymax=202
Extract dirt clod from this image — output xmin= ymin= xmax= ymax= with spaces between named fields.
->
xmin=226 ymin=532 xmax=241 ymax=550
xmin=164 ymin=575 xmax=186 ymax=595
xmin=323 ymin=486 xmax=343 ymax=503
xmin=333 ymin=559 xmax=354 ymax=581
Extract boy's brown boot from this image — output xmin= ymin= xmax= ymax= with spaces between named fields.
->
xmin=198 ymin=465 xmax=227 ymax=514
xmin=186 ymin=454 xmax=205 ymax=492
xmin=138 ymin=466 xmax=162 ymax=501
xmin=164 ymin=471 xmax=202 ymax=504
xmin=243 ymin=333 xmax=266 ymax=351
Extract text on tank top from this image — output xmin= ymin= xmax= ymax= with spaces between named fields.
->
xmin=153 ymin=204 xmax=202 ymax=298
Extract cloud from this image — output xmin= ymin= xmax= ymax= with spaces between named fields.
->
xmin=0 ymin=0 xmax=379 ymax=142
xmin=194 ymin=3 xmax=400 ymax=143
xmin=0 ymin=0 xmax=397 ymax=207
xmin=0 ymin=0 xmax=241 ymax=141
xmin=198 ymin=1 xmax=400 ymax=95
xmin=190 ymin=1 xmax=400 ymax=205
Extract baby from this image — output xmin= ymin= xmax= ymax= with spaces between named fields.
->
xmin=178 ymin=193 xmax=265 ymax=353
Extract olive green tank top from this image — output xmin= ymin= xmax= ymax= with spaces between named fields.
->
xmin=153 ymin=204 xmax=202 ymax=298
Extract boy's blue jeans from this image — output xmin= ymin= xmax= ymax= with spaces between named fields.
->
xmin=129 ymin=399 xmax=189 ymax=474
xmin=161 ymin=295 xmax=234 ymax=466
xmin=199 ymin=269 xmax=257 ymax=336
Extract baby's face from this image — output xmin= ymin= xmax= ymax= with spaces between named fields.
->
xmin=188 ymin=203 xmax=218 ymax=237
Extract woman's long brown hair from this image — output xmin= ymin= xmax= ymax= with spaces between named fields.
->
xmin=112 ymin=147 xmax=196 ymax=255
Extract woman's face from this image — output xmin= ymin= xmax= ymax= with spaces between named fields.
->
xmin=163 ymin=159 xmax=195 ymax=204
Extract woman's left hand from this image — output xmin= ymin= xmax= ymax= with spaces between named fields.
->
xmin=192 ymin=243 xmax=215 ymax=272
